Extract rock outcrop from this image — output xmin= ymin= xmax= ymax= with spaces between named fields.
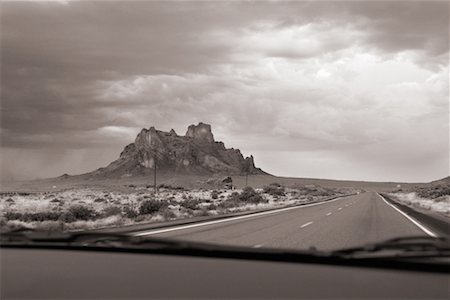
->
xmin=90 ymin=122 xmax=266 ymax=178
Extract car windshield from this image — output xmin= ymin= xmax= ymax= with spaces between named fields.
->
xmin=1 ymin=1 xmax=449 ymax=257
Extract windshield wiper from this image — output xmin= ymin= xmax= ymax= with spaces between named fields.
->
xmin=0 ymin=229 xmax=327 ymax=256
xmin=1 ymin=230 xmax=449 ymax=273
xmin=0 ymin=229 xmax=207 ymax=250
xmin=331 ymin=236 xmax=450 ymax=259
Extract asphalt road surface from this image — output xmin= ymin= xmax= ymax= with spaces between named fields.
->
xmin=134 ymin=192 xmax=433 ymax=250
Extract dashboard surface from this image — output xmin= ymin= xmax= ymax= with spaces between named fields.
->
xmin=1 ymin=248 xmax=449 ymax=299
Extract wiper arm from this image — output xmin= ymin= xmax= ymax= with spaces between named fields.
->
xmin=331 ymin=236 xmax=450 ymax=258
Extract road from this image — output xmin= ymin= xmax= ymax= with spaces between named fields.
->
xmin=133 ymin=192 xmax=434 ymax=250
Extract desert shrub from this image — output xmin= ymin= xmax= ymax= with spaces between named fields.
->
xmin=180 ymin=198 xmax=200 ymax=210
xmin=218 ymin=196 xmax=241 ymax=209
xmin=102 ymin=206 xmax=122 ymax=217
xmin=206 ymin=203 xmax=218 ymax=210
xmin=161 ymin=209 xmax=177 ymax=220
xmin=123 ymin=206 xmax=138 ymax=219
xmin=167 ymin=199 xmax=178 ymax=206
xmin=211 ymin=190 xmax=219 ymax=199
xmin=4 ymin=211 xmax=62 ymax=222
xmin=50 ymin=198 xmax=61 ymax=203
xmin=94 ymin=198 xmax=106 ymax=203
xmin=416 ymin=185 xmax=450 ymax=199
xmin=5 ymin=198 xmax=14 ymax=203
xmin=66 ymin=205 xmax=96 ymax=221
xmin=193 ymin=208 xmax=210 ymax=217
xmin=61 ymin=212 xmax=76 ymax=223
xmin=128 ymin=184 xmax=136 ymax=188
xmin=139 ymin=199 xmax=166 ymax=215
xmin=263 ymin=184 xmax=285 ymax=196
xmin=239 ymin=187 xmax=266 ymax=204
xmin=219 ymin=188 xmax=266 ymax=208
xmin=228 ymin=191 xmax=239 ymax=198
xmin=295 ymin=185 xmax=335 ymax=197
xmin=4 ymin=212 xmax=23 ymax=221
xmin=158 ymin=183 xmax=173 ymax=189
xmin=135 ymin=215 xmax=147 ymax=222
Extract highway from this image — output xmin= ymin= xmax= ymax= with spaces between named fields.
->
xmin=133 ymin=192 xmax=434 ymax=250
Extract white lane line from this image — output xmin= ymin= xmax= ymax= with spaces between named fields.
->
xmin=300 ymin=221 xmax=313 ymax=228
xmin=252 ymin=244 xmax=263 ymax=248
xmin=377 ymin=193 xmax=437 ymax=237
xmin=326 ymin=212 xmax=332 ymax=216
xmin=134 ymin=196 xmax=346 ymax=236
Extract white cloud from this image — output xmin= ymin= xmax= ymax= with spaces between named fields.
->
xmin=2 ymin=1 xmax=448 ymax=181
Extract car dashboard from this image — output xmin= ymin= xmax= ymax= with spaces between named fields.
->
xmin=1 ymin=248 xmax=449 ymax=299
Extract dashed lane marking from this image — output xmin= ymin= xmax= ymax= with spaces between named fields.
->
xmin=300 ymin=221 xmax=313 ymax=228
xmin=134 ymin=196 xmax=347 ymax=236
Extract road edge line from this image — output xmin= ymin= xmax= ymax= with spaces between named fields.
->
xmin=133 ymin=195 xmax=348 ymax=236
xmin=377 ymin=193 xmax=437 ymax=237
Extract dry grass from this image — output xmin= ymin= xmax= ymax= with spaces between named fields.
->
xmin=389 ymin=192 xmax=450 ymax=217
xmin=0 ymin=183 xmax=358 ymax=232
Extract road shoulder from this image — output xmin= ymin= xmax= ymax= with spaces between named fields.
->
xmin=379 ymin=193 xmax=449 ymax=237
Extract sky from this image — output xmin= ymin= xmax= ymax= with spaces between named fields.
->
xmin=1 ymin=0 xmax=449 ymax=182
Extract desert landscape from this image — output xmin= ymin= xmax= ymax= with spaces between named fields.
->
xmin=0 ymin=182 xmax=359 ymax=232
xmin=1 ymin=123 xmax=448 ymax=232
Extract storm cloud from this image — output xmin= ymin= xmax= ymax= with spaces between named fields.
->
xmin=1 ymin=1 xmax=448 ymax=182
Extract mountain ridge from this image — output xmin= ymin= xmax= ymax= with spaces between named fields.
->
xmin=88 ymin=122 xmax=267 ymax=178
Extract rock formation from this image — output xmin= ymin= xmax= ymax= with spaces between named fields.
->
xmin=90 ymin=122 xmax=266 ymax=178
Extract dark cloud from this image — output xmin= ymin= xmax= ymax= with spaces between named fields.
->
xmin=1 ymin=1 xmax=448 ymax=181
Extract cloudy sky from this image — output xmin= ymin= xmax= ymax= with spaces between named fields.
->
xmin=1 ymin=0 xmax=449 ymax=182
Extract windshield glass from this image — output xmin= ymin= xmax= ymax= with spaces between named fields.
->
xmin=1 ymin=1 xmax=449 ymax=255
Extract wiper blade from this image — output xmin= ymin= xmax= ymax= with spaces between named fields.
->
xmin=332 ymin=236 xmax=450 ymax=258
xmin=2 ymin=231 xmax=449 ymax=273
xmin=1 ymin=230 xmax=339 ymax=260
xmin=0 ymin=230 xmax=196 ymax=250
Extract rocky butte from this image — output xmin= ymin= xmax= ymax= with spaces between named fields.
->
xmin=89 ymin=122 xmax=266 ymax=178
